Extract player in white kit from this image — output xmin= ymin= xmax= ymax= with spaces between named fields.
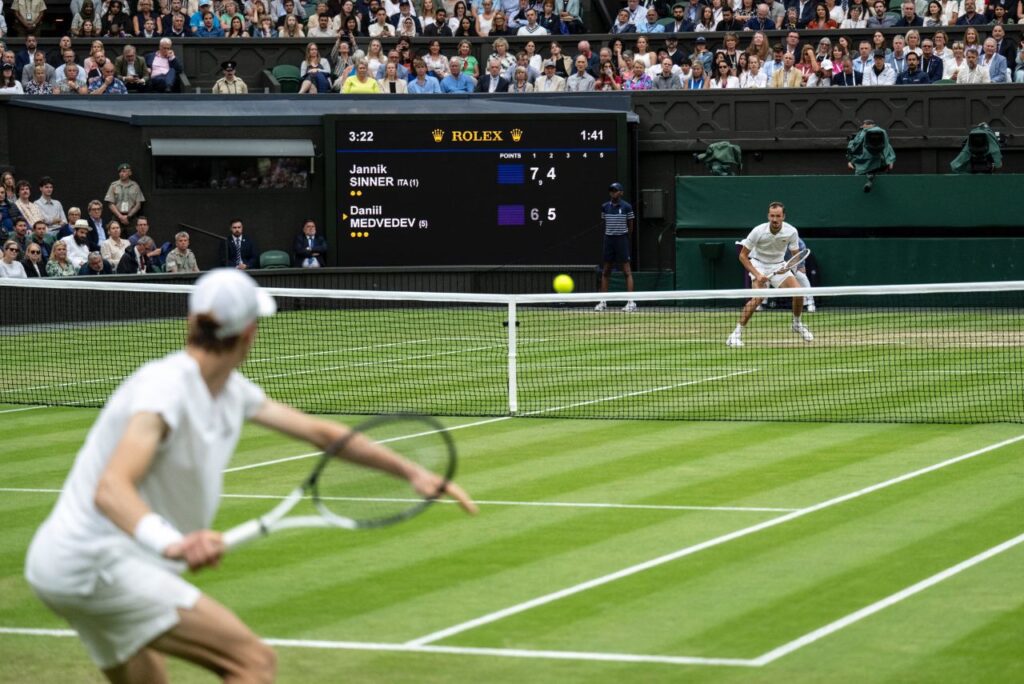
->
xmin=726 ymin=201 xmax=814 ymax=348
xmin=24 ymin=269 xmax=476 ymax=683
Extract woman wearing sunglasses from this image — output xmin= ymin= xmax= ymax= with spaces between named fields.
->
xmin=0 ymin=240 xmax=27 ymax=278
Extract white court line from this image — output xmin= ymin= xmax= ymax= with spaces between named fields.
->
xmin=225 ymin=369 xmax=758 ymax=473
xmin=405 ymin=432 xmax=1024 ymax=647
xmin=0 ymin=405 xmax=48 ymax=414
xmin=752 ymin=531 xmax=1024 ymax=666
xmin=0 ymin=488 xmax=793 ymax=514
xmin=0 ymin=628 xmax=757 ymax=667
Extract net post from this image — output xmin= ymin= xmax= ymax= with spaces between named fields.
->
xmin=507 ymin=300 xmax=518 ymax=415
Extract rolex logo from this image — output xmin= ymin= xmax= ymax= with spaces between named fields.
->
xmin=510 ymin=128 xmax=523 ymax=143
xmin=431 ymin=129 xmax=445 ymax=143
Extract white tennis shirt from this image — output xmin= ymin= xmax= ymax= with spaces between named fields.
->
xmin=26 ymin=351 xmax=265 ymax=595
xmin=740 ymin=222 xmax=800 ymax=265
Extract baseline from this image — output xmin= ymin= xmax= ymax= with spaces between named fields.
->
xmin=0 ymin=628 xmax=757 ymax=668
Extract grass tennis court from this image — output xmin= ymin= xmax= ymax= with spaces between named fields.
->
xmin=2 ymin=403 xmax=1022 ymax=682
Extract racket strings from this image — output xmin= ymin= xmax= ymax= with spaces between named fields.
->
xmin=313 ymin=417 xmax=453 ymax=525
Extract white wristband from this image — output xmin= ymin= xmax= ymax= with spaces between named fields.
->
xmin=134 ymin=512 xmax=184 ymax=555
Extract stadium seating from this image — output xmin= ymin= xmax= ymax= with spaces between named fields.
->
xmin=259 ymin=250 xmax=292 ymax=269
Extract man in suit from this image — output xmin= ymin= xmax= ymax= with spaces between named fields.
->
xmin=979 ymin=38 xmax=1009 ymax=83
xmin=475 ymin=59 xmax=511 ymax=93
xmin=534 ymin=60 xmax=566 ymax=91
xmin=116 ymin=236 xmax=158 ymax=274
xmin=991 ymin=25 xmax=1017 ymax=76
xmin=832 ymin=57 xmax=863 ymax=85
xmin=144 ymin=38 xmax=184 ymax=93
xmin=86 ymin=200 xmax=107 ymax=251
xmin=219 ymin=219 xmax=259 ymax=270
xmin=787 ymin=0 xmax=815 ymax=28
xmin=769 ymin=51 xmax=803 ymax=87
xmin=293 ymin=219 xmax=328 ymax=267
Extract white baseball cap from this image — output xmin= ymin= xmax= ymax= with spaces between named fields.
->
xmin=188 ymin=268 xmax=276 ymax=339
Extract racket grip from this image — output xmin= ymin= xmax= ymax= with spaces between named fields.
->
xmin=222 ymin=519 xmax=265 ymax=550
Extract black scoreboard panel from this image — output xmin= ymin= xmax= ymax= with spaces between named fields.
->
xmin=330 ymin=115 xmax=624 ymax=267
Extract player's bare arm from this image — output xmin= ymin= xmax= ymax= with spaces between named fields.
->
xmin=95 ymin=411 xmax=225 ymax=571
xmin=738 ymin=246 xmax=767 ymax=286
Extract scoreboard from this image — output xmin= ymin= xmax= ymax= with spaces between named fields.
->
xmin=328 ymin=114 xmax=627 ymax=267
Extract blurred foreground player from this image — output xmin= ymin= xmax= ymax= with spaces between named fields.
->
xmin=25 ymin=268 xmax=475 ymax=683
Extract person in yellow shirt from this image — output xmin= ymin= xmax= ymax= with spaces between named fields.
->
xmin=342 ymin=59 xmax=382 ymax=93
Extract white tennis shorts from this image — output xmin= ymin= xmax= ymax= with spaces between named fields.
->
xmin=29 ymin=553 xmax=200 ymax=669
xmin=749 ymin=258 xmax=796 ymax=288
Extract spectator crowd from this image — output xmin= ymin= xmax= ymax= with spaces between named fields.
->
xmin=0 ymin=0 xmax=1021 ymax=93
xmin=0 ymin=164 xmax=329 ymax=277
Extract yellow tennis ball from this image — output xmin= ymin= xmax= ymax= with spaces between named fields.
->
xmin=553 ymin=274 xmax=574 ymax=294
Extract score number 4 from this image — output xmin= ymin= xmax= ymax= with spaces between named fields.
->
xmin=529 ymin=167 xmax=556 ymax=185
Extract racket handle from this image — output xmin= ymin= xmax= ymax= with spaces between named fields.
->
xmin=222 ymin=519 xmax=266 ymax=550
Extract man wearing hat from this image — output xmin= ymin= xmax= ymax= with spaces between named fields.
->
xmin=692 ymin=36 xmax=713 ymax=73
xmin=535 ymin=59 xmax=566 ymax=91
xmin=105 ymin=163 xmax=146 ymax=226
xmin=595 ymin=182 xmax=637 ymax=313
xmin=212 ymin=60 xmax=248 ymax=94
xmin=862 ymin=49 xmax=896 ymax=85
xmin=190 ymin=0 xmax=222 ymax=32
xmin=25 ymin=268 xmax=476 ymax=684
xmin=60 ymin=219 xmax=94 ymax=270
xmin=388 ymin=0 xmax=422 ymax=32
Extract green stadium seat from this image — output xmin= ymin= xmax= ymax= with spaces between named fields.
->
xmin=266 ymin=64 xmax=302 ymax=94
xmin=259 ymin=250 xmax=292 ymax=269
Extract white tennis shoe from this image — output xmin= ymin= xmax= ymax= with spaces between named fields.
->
xmin=792 ymin=321 xmax=814 ymax=342
xmin=622 ymin=301 xmax=637 ymax=313
xmin=726 ymin=333 xmax=744 ymax=348
xmin=594 ymin=301 xmax=607 ymax=312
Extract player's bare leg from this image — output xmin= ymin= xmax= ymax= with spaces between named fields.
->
xmin=145 ymin=595 xmax=276 ymax=684
xmin=727 ymin=279 xmax=767 ymax=347
xmin=103 ymin=648 xmax=169 ymax=684
xmin=780 ymin=275 xmax=813 ymax=342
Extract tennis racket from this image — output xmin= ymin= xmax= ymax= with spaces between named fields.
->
xmin=222 ymin=414 xmax=457 ymax=550
xmin=767 ymin=248 xmax=811 ymax=277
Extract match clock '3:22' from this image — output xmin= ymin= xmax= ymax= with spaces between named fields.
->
xmin=333 ymin=116 xmax=622 ymax=267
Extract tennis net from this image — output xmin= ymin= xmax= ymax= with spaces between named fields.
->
xmin=1 ymin=278 xmax=1021 ymax=423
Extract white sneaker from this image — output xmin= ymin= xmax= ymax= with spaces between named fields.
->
xmin=805 ymin=301 xmax=816 ymax=313
xmin=755 ymin=303 xmax=764 ymax=311
xmin=792 ymin=321 xmax=814 ymax=342
xmin=594 ymin=301 xmax=607 ymax=312
xmin=622 ymin=300 xmax=637 ymax=313
xmin=726 ymin=333 xmax=744 ymax=348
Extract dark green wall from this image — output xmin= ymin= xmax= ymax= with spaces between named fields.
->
xmin=676 ymin=176 xmax=1024 ymax=230
xmin=677 ymin=238 xmax=1024 ymax=291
